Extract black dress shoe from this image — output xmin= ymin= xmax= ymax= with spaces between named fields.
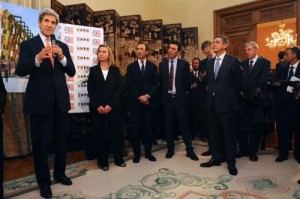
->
xmin=186 ymin=151 xmax=199 ymax=161
xmin=116 ymin=162 xmax=126 ymax=167
xmin=228 ymin=164 xmax=238 ymax=175
xmin=40 ymin=186 xmax=52 ymax=198
xmin=133 ymin=156 xmax=140 ymax=163
xmin=249 ymin=155 xmax=258 ymax=162
xmin=275 ymin=156 xmax=287 ymax=162
xmin=298 ymin=179 xmax=300 ymax=184
xmin=201 ymin=150 xmax=211 ymax=156
xmin=101 ymin=166 xmax=109 ymax=171
xmin=165 ymin=151 xmax=174 ymax=159
xmin=54 ymin=175 xmax=73 ymax=185
xmin=145 ymin=154 xmax=157 ymax=161
xmin=200 ymin=158 xmax=221 ymax=167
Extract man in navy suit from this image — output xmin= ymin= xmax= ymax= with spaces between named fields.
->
xmin=126 ymin=42 xmax=159 ymax=163
xmin=159 ymin=40 xmax=198 ymax=161
xmin=237 ymin=41 xmax=271 ymax=161
xmin=16 ymin=8 xmax=76 ymax=198
xmin=200 ymin=35 xmax=243 ymax=176
xmin=274 ymin=46 xmax=300 ymax=163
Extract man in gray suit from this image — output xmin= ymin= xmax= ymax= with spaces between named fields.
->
xmin=200 ymin=35 xmax=243 ymax=176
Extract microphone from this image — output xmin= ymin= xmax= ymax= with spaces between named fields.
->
xmin=50 ymin=34 xmax=57 ymax=57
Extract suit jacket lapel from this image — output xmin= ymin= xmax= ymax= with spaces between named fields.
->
xmin=35 ymin=35 xmax=45 ymax=50
xmin=210 ymin=57 xmax=216 ymax=80
xmin=216 ymin=55 xmax=228 ymax=80
xmin=295 ymin=62 xmax=300 ymax=77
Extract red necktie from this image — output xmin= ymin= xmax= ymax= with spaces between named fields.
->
xmin=169 ymin=61 xmax=174 ymax=91
xmin=46 ymin=37 xmax=54 ymax=67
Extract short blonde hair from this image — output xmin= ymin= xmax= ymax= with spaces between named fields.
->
xmin=97 ymin=44 xmax=115 ymax=66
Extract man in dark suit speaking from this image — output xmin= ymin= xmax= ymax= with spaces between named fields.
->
xmin=16 ymin=8 xmax=76 ymax=198
xmin=200 ymin=35 xmax=243 ymax=176
xmin=159 ymin=40 xmax=198 ymax=161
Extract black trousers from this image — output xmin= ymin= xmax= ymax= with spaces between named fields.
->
xmin=30 ymin=109 xmax=69 ymax=188
xmin=208 ymin=99 xmax=237 ymax=164
xmin=238 ymin=123 xmax=263 ymax=155
xmin=130 ymin=102 xmax=154 ymax=156
xmin=276 ymin=106 xmax=300 ymax=160
xmin=163 ymin=96 xmax=193 ymax=152
xmin=90 ymin=109 xmax=124 ymax=166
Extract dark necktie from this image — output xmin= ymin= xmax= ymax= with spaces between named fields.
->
xmin=249 ymin=60 xmax=254 ymax=71
xmin=169 ymin=60 xmax=174 ymax=91
xmin=288 ymin=66 xmax=294 ymax=80
xmin=141 ymin=61 xmax=145 ymax=75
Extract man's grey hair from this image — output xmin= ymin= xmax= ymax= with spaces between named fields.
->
xmin=39 ymin=8 xmax=59 ymax=24
xmin=244 ymin=41 xmax=259 ymax=49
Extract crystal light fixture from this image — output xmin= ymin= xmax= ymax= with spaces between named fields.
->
xmin=266 ymin=24 xmax=297 ymax=49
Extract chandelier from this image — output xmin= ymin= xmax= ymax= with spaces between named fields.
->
xmin=266 ymin=24 xmax=297 ymax=49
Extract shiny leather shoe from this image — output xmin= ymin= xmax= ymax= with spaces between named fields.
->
xmin=54 ymin=175 xmax=73 ymax=185
xmin=298 ymin=179 xmax=300 ymax=184
xmin=200 ymin=158 xmax=221 ymax=167
xmin=101 ymin=166 xmax=109 ymax=171
xmin=165 ymin=151 xmax=174 ymax=159
xmin=186 ymin=151 xmax=199 ymax=161
xmin=228 ymin=164 xmax=238 ymax=175
xmin=145 ymin=154 xmax=157 ymax=161
xmin=40 ymin=186 xmax=52 ymax=198
xmin=116 ymin=162 xmax=126 ymax=167
xmin=275 ymin=156 xmax=287 ymax=162
xmin=249 ymin=155 xmax=258 ymax=162
xmin=201 ymin=150 xmax=211 ymax=156
xmin=133 ymin=156 xmax=140 ymax=163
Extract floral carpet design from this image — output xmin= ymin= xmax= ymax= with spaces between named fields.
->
xmin=4 ymin=143 xmax=300 ymax=199
xmin=102 ymin=168 xmax=233 ymax=199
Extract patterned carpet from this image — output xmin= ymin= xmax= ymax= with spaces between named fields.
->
xmin=4 ymin=141 xmax=300 ymax=199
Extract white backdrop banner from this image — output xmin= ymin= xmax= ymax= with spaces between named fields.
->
xmin=57 ymin=23 xmax=104 ymax=113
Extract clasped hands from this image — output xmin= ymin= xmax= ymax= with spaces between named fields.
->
xmin=97 ymin=105 xmax=112 ymax=114
xmin=138 ymin=95 xmax=149 ymax=105
xmin=36 ymin=45 xmax=64 ymax=62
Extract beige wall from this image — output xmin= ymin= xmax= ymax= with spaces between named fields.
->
xmin=42 ymin=0 xmax=254 ymax=58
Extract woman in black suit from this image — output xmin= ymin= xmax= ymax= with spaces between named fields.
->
xmin=87 ymin=44 xmax=125 ymax=171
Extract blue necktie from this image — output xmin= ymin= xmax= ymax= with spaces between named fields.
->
xmin=214 ymin=58 xmax=221 ymax=79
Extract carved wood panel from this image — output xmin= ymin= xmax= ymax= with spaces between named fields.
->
xmin=223 ymin=27 xmax=255 ymax=61
xmin=214 ymin=0 xmax=299 ymax=58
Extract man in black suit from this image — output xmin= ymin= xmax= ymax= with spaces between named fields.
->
xmin=200 ymin=35 xmax=243 ymax=176
xmin=159 ymin=40 xmax=198 ymax=161
xmin=274 ymin=46 xmax=300 ymax=163
xmin=237 ymin=41 xmax=271 ymax=161
xmin=16 ymin=8 xmax=76 ymax=198
xmin=126 ymin=42 xmax=159 ymax=163
xmin=0 ymin=75 xmax=7 ymax=199
xmin=199 ymin=40 xmax=215 ymax=156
